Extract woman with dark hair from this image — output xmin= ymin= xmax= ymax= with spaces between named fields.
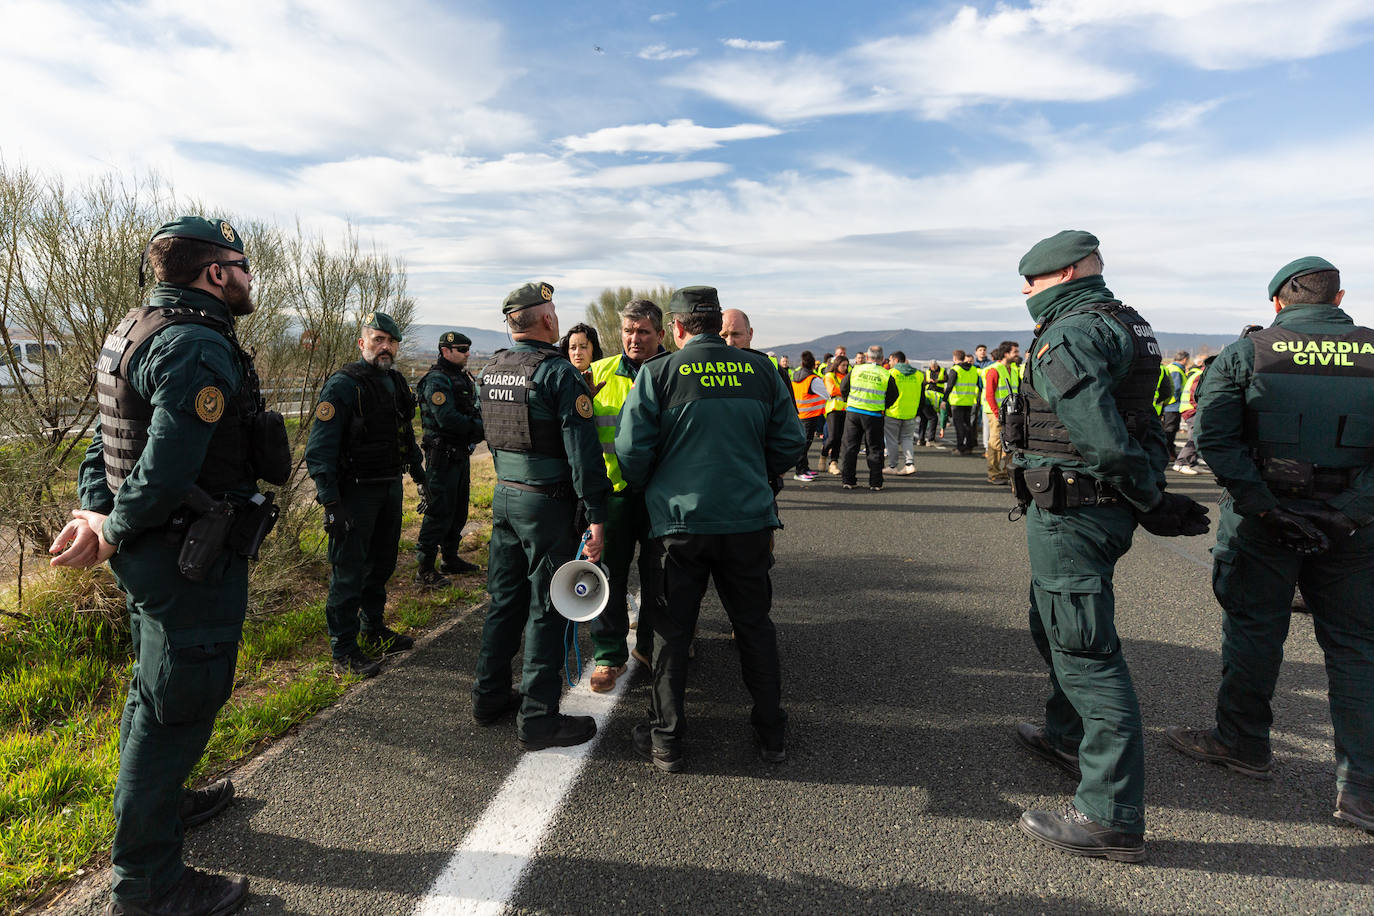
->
xmin=821 ymin=355 xmax=849 ymax=472
xmin=559 ymin=323 xmax=604 ymax=387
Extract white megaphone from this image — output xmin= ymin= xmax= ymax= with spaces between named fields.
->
xmin=550 ymin=557 xmax=610 ymax=622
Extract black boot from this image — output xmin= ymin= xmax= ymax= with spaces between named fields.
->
xmin=415 ymin=553 xmax=451 ymax=590
xmin=106 ymin=866 xmax=248 ymax=915
xmin=440 ymin=552 xmax=481 ymax=575
xmin=180 ymin=779 xmax=234 ymax=828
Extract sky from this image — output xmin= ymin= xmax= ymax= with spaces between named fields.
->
xmin=3 ymin=0 xmax=1373 ymax=346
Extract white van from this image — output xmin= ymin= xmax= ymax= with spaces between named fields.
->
xmin=2 ymin=337 xmax=61 ymax=388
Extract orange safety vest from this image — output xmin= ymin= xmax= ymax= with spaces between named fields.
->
xmin=792 ymin=372 xmax=825 ymax=419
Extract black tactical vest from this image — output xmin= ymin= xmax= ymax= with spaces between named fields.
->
xmin=479 ymin=348 xmax=565 ymax=456
xmin=1244 ymin=324 xmax=1374 ymax=470
xmin=419 ymin=361 xmax=478 ymax=444
xmin=1018 ymin=303 xmax=1162 ymax=458
xmin=95 ymin=305 xmax=260 ymax=496
xmin=336 ymin=361 xmax=415 ymax=480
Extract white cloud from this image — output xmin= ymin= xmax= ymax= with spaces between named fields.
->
xmin=721 ymin=38 xmax=785 ymax=51
xmin=560 ymin=119 xmax=782 ymax=154
xmin=649 ymin=12 xmax=677 ymax=23
xmin=638 ymin=43 xmax=698 ymax=61
xmin=1149 ymin=98 xmax=1227 ymax=131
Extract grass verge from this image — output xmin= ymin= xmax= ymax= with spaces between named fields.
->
xmin=0 ymin=456 xmax=493 ymax=913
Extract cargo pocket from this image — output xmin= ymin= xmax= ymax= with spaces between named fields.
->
xmin=153 ymin=628 xmax=241 ymax=726
xmin=1210 ymin=546 xmax=1239 ymax=606
xmin=1040 ymin=575 xmax=1118 ymax=657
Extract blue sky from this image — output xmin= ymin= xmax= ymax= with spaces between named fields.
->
xmin=3 ymin=0 xmax=1373 ymax=345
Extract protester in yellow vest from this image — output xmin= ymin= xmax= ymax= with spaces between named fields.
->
xmin=822 ymin=355 xmax=849 ymax=474
xmin=884 ymin=351 xmax=924 ymax=475
xmin=942 ymin=349 xmax=981 ymax=455
xmin=587 ymin=299 xmax=667 ymax=692
xmin=981 ymin=341 xmax=1020 ymax=485
xmin=839 ymin=345 xmax=899 ymax=489
xmin=790 ymin=350 xmax=829 ymax=481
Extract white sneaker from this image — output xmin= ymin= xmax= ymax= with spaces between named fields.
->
xmin=898 ymin=465 xmax=916 ymax=476
xmin=1177 ymin=465 xmax=1199 ymax=475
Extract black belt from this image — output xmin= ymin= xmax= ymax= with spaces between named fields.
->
xmin=498 ymin=479 xmax=574 ymax=498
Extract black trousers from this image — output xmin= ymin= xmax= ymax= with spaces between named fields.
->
xmin=822 ymin=412 xmax=845 ymax=461
xmin=840 ymin=411 xmax=885 ymax=486
xmin=796 ymin=415 xmax=825 ymax=473
xmin=916 ymin=401 xmax=938 ymax=444
xmin=951 ymin=405 xmax=976 ymax=453
xmin=649 ymin=530 xmax=785 ymax=751
xmin=1160 ymin=412 xmax=1181 ymax=460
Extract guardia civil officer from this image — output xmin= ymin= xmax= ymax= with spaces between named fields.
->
xmin=1165 ymin=257 xmax=1374 ymax=835
xmin=415 ymin=330 xmax=484 ymax=586
xmin=306 ymin=312 xmax=425 ymax=677
xmin=49 ymin=217 xmax=290 ymax=916
xmin=471 ymin=282 xmax=611 ymax=749
xmin=615 ymin=286 xmax=806 ymax=771
xmin=1006 ymin=230 xmax=1209 ymax=862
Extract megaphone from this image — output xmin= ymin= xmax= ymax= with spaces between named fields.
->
xmin=550 ymin=558 xmax=610 ymax=622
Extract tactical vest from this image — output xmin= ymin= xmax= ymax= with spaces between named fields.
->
xmin=337 ymin=361 xmax=415 ymax=480
xmin=95 ymin=305 xmax=259 ymax=496
xmin=479 ymin=348 xmax=566 ymax=457
xmin=1017 ymin=303 xmax=1161 ymax=458
xmin=792 ymin=371 xmax=826 ymax=419
xmin=1244 ymin=324 xmax=1374 ymax=471
xmin=419 ymin=361 xmax=478 ymax=444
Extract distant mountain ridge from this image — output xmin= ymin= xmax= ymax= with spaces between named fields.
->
xmin=763 ymin=328 xmax=1244 ymax=362
xmin=401 ymin=324 xmax=510 ymax=356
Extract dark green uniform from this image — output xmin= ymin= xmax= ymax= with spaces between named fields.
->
xmin=472 ymin=339 xmax=610 ymax=740
xmin=1014 ymin=274 xmax=1170 ymax=836
xmin=306 ymin=360 xmax=424 ymax=660
xmin=78 ymin=284 xmax=257 ymax=906
xmin=415 ymin=358 xmax=483 ymax=567
xmin=1194 ymin=303 xmax=1374 ymax=802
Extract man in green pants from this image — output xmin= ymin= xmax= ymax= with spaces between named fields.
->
xmin=1165 ymin=257 xmax=1374 ymax=835
xmin=49 ymin=216 xmax=280 ymax=915
xmin=587 ymin=298 xmax=666 ymax=692
xmin=415 ymin=330 xmax=484 ymax=585
xmin=1008 ymin=230 xmax=1209 ymax=862
xmin=306 ymin=312 xmax=426 ymax=677
xmin=472 ymin=282 xmax=611 ymax=749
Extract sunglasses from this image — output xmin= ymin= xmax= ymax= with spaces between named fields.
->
xmin=205 ymin=258 xmax=251 ymax=274
xmin=445 ymin=345 xmax=470 ymax=353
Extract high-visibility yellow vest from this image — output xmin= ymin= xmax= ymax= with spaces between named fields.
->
xmin=590 ymin=354 xmax=635 ymax=491
xmin=949 ymin=364 xmax=979 ymax=407
xmin=924 ymin=369 xmax=945 ymax=407
xmin=994 ymin=362 xmax=1020 ymax=403
xmin=1163 ymin=362 xmax=1185 ymax=408
xmin=1180 ymin=366 xmax=1204 ymax=413
xmin=886 ymin=367 xmax=924 ymax=420
xmin=824 ymin=371 xmax=847 ymax=414
xmin=847 ymin=363 xmax=889 ymax=414
xmin=792 ymin=372 xmax=826 ymax=418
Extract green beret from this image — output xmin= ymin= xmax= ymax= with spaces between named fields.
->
xmin=1268 ymin=256 xmax=1338 ymax=300
xmin=668 ymin=286 xmax=721 ymax=314
xmin=503 ymin=281 xmax=554 ymax=314
xmin=439 ymin=330 xmax=471 ymax=347
xmin=150 ymin=216 xmax=245 ymax=254
xmin=1018 ymin=229 xmax=1099 ymax=277
xmin=361 ymin=311 xmax=402 ymax=341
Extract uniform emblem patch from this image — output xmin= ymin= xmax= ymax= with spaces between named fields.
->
xmin=219 ymin=221 xmax=235 ymax=243
xmin=540 ymin=284 xmax=553 ymax=301
xmin=431 ymin=391 xmax=447 ymax=405
xmin=363 ymin=312 xmax=375 ymax=325
xmin=575 ymin=394 xmax=593 ymax=418
xmin=195 ymin=386 xmax=224 ymax=423
xmin=316 ymin=401 xmax=336 ymax=421
xmin=1037 ymin=344 xmax=1050 ymax=358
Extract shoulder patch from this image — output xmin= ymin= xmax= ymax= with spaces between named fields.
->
xmin=431 ymin=391 xmax=447 ymax=406
xmin=575 ymin=393 xmax=593 ymax=419
xmin=194 ymin=386 xmax=225 ymax=423
xmin=315 ymin=401 xmax=336 ymax=421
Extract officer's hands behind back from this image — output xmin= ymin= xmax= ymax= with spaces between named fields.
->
xmin=1135 ymin=491 xmax=1210 ymax=538
xmin=1261 ymin=506 xmax=1330 ymax=555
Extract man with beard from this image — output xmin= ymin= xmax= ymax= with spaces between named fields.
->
xmin=415 ymin=330 xmax=484 ymax=586
xmin=49 ymin=216 xmax=283 ymax=915
xmin=307 ymin=312 xmax=426 ymax=677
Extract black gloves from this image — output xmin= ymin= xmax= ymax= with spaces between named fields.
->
xmin=417 ymin=484 xmax=431 ymax=515
xmin=1285 ymin=503 xmax=1358 ymax=542
xmin=1135 ymin=491 xmax=1211 ymax=537
xmin=322 ymin=501 xmax=353 ymax=536
xmin=1260 ymin=507 xmax=1328 ymax=555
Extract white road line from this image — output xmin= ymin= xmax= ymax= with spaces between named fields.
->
xmin=414 ymin=630 xmax=641 ymax=916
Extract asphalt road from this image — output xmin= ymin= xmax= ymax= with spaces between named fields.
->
xmin=54 ymin=446 xmax=1373 ymax=915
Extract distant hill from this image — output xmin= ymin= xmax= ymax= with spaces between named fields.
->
xmin=401 ymin=324 xmax=510 ymax=357
xmin=764 ymin=328 xmax=1243 ymax=362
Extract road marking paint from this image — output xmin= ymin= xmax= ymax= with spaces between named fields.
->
xmin=414 ymin=631 xmax=641 ymax=915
